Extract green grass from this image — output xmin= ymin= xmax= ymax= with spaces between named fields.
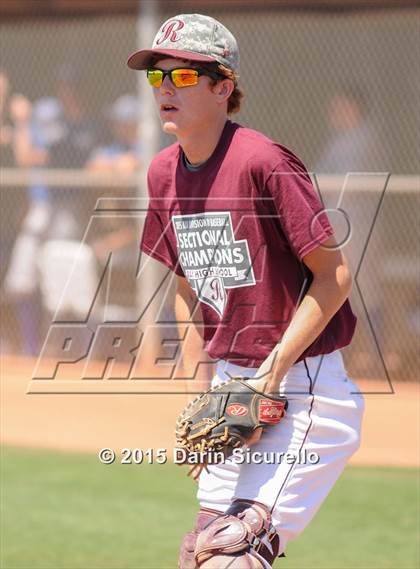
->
xmin=1 ymin=446 xmax=418 ymax=569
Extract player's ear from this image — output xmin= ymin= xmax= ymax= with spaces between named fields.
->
xmin=213 ymin=78 xmax=234 ymax=103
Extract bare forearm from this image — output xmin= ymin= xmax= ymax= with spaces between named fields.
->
xmin=258 ymin=265 xmax=352 ymax=391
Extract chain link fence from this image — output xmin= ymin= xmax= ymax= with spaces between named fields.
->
xmin=0 ymin=3 xmax=418 ymax=382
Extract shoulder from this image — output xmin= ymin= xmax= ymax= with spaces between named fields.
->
xmin=231 ymin=122 xmax=308 ymax=176
xmin=147 ymin=142 xmax=180 ymax=192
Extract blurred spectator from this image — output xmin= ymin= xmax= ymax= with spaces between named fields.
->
xmin=47 ymin=63 xmax=102 ymax=238
xmin=3 ymin=94 xmax=64 ymax=354
xmin=0 ymin=68 xmax=14 ymax=167
xmin=315 ymin=85 xmax=412 ymax=377
xmin=87 ymin=94 xmax=141 ymax=173
xmin=0 ymin=69 xmax=22 ymax=353
xmin=3 ymin=63 xmax=101 ymax=355
xmin=7 ymin=63 xmax=100 ymax=241
xmin=48 ymin=64 xmax=100 ymax=170
xmin=87 ymin=94 xmax=143 ymax=319
xmin=11 ymin=95 xmax=64 ymax=168
xmin=316 ymin=84 xmax=388 ymax=174
xmin=0 ymin=68 xmax=17 ymax=273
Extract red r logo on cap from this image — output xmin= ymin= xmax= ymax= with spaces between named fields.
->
xmin=156 ymin=19 xmax=185 ymax=44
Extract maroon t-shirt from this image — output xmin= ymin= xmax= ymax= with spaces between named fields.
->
xmin=140 ymin=120 xmax=356 ymax=367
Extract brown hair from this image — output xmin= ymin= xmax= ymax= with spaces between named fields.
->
xmin=198 ymin=61 xmax=243 ymax=114
xmin=148 ymin=56 xmax=244 ymax=114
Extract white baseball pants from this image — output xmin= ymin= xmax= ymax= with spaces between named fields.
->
xmin=197 ymin=349 xmax=364 ymax=557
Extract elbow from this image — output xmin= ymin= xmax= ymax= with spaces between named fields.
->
xmin=313 ymin=259 xmax=353 ymax=302
xmin=338 ymin=260 xmax=353 ymax=300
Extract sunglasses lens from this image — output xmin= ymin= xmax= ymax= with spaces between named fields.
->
xmin=147 ymin=70 xmax=163 ymax=88
xmin=172 ymin=69 xmax=199 ymax=87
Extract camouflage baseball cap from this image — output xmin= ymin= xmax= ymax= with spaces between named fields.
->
xmin=127 ymin=14 xmax=239 ymax=73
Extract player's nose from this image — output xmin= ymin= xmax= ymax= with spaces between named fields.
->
xmin=160 ymin=74 xmax=175 ymax=95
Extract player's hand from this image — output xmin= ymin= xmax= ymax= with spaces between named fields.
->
xmin=176 ymin=378 xmax=288 ymax=483
xmin=254 ymin=352 xmax=291 ymax=395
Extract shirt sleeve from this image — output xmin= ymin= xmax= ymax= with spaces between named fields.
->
xmin=140 ymin=200 xmax=185 ymax=277
xmin=264 ymin=149 xmax=334 ymax=260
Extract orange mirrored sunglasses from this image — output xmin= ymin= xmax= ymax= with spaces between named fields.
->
xmin=146 ymin=67 xmax=221 ymax=88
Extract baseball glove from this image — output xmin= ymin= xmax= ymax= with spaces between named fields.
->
xmin=175 ymin=378 xmax=288 ymax=479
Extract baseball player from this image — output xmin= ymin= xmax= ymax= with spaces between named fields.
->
xmin=128 ymin=14 xmax=364 ymax=568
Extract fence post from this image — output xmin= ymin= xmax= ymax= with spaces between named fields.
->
xmin=136 ymin=0 xmax=167 ymax=376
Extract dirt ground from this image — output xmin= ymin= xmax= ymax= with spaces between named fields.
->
xmin=1 ymin=355 xmax=418 ymax=467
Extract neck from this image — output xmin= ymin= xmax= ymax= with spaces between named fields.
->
xmin=179 ymin=115 xmax=228 ymax=165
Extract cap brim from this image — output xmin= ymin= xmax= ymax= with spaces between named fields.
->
xmin=127 ymin=48 xmax=216 ymax=70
